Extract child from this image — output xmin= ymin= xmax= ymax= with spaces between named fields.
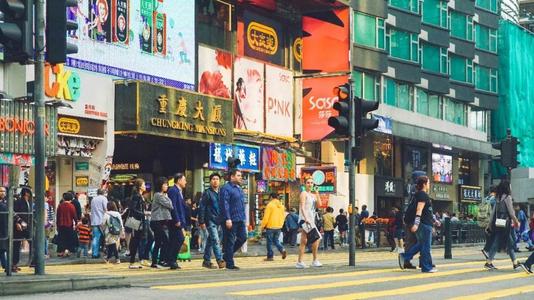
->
xmin=101 ymin=201 xmax=124 ymax=264
xmin=76 ymin=217 xmax=92 ymax=257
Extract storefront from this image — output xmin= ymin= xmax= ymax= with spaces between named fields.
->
xmin=430 ymin=183 xmax=455 ymax=214
xmin=458 ymin=185 xmax=483 ymax=217
xmin=113 ymin=81 xmax=233 ymax=202
xmin=374 ymin=176 xmax=404 ymax=218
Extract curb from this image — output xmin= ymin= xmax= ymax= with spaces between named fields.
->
xmin=0 ymin=275 xmax=130 ymax=296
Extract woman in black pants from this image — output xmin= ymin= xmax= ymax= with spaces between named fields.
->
xmin=150 ymin=177 xmax=173 ymax=268
xmin=128 ymin=179 xmax=146 ymax=269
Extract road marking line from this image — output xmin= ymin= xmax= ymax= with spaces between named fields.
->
xmin=448 ymin=284 xmax=534 ymax=300
xmin=313 ymin=271 xmax=528 ymax=300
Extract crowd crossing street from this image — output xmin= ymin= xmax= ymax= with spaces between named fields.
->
xmin=8 ymin=246 xmax=534 ymax=300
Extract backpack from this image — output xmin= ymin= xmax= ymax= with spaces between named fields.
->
xmin=403 ymin=194 xmax=417 ymax=225
xmin=108 ymin=214 xmax=121 ymax=235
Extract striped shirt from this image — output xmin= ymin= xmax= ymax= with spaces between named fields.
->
xmin=77 ymin=224 xmax=92 ymax=244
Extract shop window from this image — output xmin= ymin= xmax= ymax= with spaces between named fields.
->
xmin=451 ymin=11 xmax=474 ymax=41
xmin=475 ymin=24 xmax=498 ymax=53
xmin=422 ymin=0 xmax=449 ymax=29
xmin=389 ymin=0 xmax=419 ymax=13
xmin=476 ymin=0 xmax=499 ymax=13
xmin=386 ymin=27 xmax=419 ymax=62
xmin=475 ymin=65 xmax=498 ymax=93
xmin=197 ymin=0 xmax=234 ymax=51
xmin=450 ymin=54 xmax=474 ymax=84
xmin=374 ymin=136 xmax=394 ymax=177
xmin=416 ymin=88 xmax=429 ymax=116
xmin=354 ymin=12 xmax=386 ymax=50
xmin=421 ymin=42 xmax=448 ymax=74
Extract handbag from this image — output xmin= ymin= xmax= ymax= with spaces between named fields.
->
xmin=495 ymin=218 xmax=507 ymax=228
xmin=125 ymin=216 xmax=142 ymax=231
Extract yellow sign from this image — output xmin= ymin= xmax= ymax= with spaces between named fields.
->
xmin=75 ymin=176 xmax=89 ymax=187
xmin=44 ymin=63 xmax=81 ymax=101
xmin=247 ymin=21 xmax=278 ymax=55
xmin=293 ymin=38 xmax=302 ymax=63
xmin=58 ymin=117 xmax=81 ymax=134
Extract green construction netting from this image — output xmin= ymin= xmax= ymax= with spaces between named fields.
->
xmin=492 ymin=21 xmax=534 ymax=175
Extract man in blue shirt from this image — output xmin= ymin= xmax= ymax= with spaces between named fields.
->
xmin=167 ymin=173 xmax=188 ymax=270
xmin=220 ymin=169 xmax=247 ymax=270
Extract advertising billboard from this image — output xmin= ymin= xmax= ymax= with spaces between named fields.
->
xmin=301 ymin=166 xmax=336 ymax=194
xmin=65 ymin=0 xmax=195 ymax=90
xmin=265 ymin=65 xmax=294 ymax=137
xmin=241 ymin=10 xmax=284 ymax=65
xmin=198 ymin=45 xmax=232 ymax=99
xmin=209 ymin=143 xmax=261 ymax=173
xmin=432 ymin=153 xmax=453 ymax=184
xmin=233 ymin=56 xmax=265 ymax=132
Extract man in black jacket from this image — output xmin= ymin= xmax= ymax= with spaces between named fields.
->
xmin=199 ymin=173 xmax=225 ymax=269
xmin=13 ymin=188 xmax=32 ymax=272
xmin=0 ymin=186 xmax=8 ymax=272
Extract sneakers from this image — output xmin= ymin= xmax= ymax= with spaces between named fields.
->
xmin=519 ymin=263 xmax=533 ymax=274
xmin=481 ymin=249 xmax=489 ymax=259
xmin=311 ymin=260 xmax=323 ymax=267
xmin=513 ymin=263 xmax=522 ymax=270
xmin=423 ymin=268 xmax=438 ymax=273
xmin=128 ymin=264 xmax=142 ymax=269
xmin=140 ymin=260 xmax=151 ymax=267
xmin=398 ymin=254 xmax=406 ymax=270
xmin=202 ymin=261 xmax=218 ymax=269
xmin=281 ymin=250 xmax=287 ymax=260
xmin=484 ymin=263 xmax=497 ymax=270
xmin=296 ymin=262 xmax=307 ymax=269
xmin=217 ymin=260 xmax=226 ymax=269
xmin=114 ymin=259 xmax=121 ymax=264
xmin=404 ymin=262 xmax=416 ymax=269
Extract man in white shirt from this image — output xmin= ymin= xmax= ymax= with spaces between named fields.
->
xmin=90 ymin=189 xmax=108 ymax=258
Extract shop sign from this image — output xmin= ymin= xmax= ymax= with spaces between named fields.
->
xmin=75 ymin=176 xmax=89 ymax=187
xmin=0 ymin=153 xmax=34 ymax=166
xmin=459 ymin=185 xmax=482 ymax=202
xmin=375 ymin=176 xmax=404 ymax=198
xmin=373 ymin=115 xmax=393 ymax=135
xmin=261 ymin=147 xmax=296 ymax=181
xmin=209 ymin=143 xmax=260 ymax=173
xmin=75 ymin=162 xmax=89 ymax=171
xmin=300 ymin=166 xmax=336 ymax=194
xmin=242 ymin=10 xmax=284 ymax=65
xmin=430 ymin=183 xmax=453 ymax=201
xmin=111 ymin=162 xmax=141 ymax=171
xmin=57 ymin=115 xmax=105 ymax=139
xmin=115 ymin=82 xmax=233 ymax=144
xmin=45 ymin=63 xmax=81 ymax=102
xmin=0 ymin=100 xmax=57 ymax=156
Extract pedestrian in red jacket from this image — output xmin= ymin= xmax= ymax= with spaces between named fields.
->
xmin=56 ymin=193 xmax=78 ymax=257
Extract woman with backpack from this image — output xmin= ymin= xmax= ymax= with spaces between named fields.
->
xmin=398 ymin=176 xmax=440 ymax=273
xmin=102 ymin=201 xmax=124 ymax=264
xmin=484 ymin=180 xmax=520 ymax=270
xmin=126 ymin=178 xmax=147 ymax=269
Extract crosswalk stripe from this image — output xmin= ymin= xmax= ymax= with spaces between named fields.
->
xmin=313 ymin=272 xmax=528 ymax=300
xmin=448 ymin=284 xmax=534 ymax=300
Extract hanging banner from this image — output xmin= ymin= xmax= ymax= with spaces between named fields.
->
xmin=242 ymin=10 xmax=284 ymax=65
xmin=302 ymin=75 xmax=348 ymax=141
xmin=209 ymin=143 xmax=261 ymax=173
xmin=262 ymin=147 xmax=296 ymax=181
xmin=265 ymin=65 xmax=294 ymax=137
xmin=198 ymin=46 xmax=232 ymax=99
xmin=66 ymin=0 xmax=195 ymax=90
xmin=233 ymin=56 xmax=265 ymax=132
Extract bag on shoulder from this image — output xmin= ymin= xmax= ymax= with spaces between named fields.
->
xmin=403 ymin=195 xmax=417 ymax=225
xmin=108 ymin=215 xmax=122 ymax=235
xmin=125 ymin=216 xmax=142 ymax=231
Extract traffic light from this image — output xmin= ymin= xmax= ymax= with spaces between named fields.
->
xmin=492 ymin=132 xmax=520 ymax=169
xmin=351 ymin=97 xmax=379 ymax=161
xmin=0 ymin=0 xmax=33 ymax=63
xmin=46 ymin=0 xmax=78 ymax=64
xmin=328 ymin=83 xmax=351 ymax=137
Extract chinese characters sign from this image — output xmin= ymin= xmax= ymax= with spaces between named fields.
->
xmin=209 ymin=143 xmax=261 ymax=173
xmin=114 ymin=81 xmax=233 ymax=144
xmin=242 ymin=10 xmax=284 ymax=65
xmin=459 ymin=185 xmax=482 ymax=202
xmin=301 ymin=167 xmax=336 ymax=194
xmin=262 ymin=147 xmax=296 ymax=181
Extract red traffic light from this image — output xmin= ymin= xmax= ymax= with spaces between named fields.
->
xmin=333 ymin=83 xmax=351 ymax=101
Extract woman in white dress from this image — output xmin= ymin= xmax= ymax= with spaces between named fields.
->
xmin=296 ymin=178 xmax=322 ymax=269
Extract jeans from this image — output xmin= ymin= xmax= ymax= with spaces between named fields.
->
xmin=91 ymin=226 xmax=102 ymax=258
xmin=78 ymin=244 xmax=89 ymax=257
xmin=199 ymin=227 xmax=208 ymax=252
xmin=525 ymin=251 xmax=534 ymax=268
xmin=287 ymin=229 xmax=298 ymax=246
xmin=265 ymin=229 xmax=285 ymax=258
xmin=106 ymin=244 xmax=119 ymax=260
xmin=402 ymin=223 xmax=433 ymax=272
xmin=323 ymin=230 xmax=335 ymax=249
xmin=483 ymin=230 xmax=495 ymax=252
xmin=223 ymin=221 xmax=247 ymax=268
xmin=488 ymin=229 xmax=516 ymax=262
xmin=203 ymin=221 xmax=223 ymax=262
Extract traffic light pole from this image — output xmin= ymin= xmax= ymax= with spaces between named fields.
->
xmin=347 ymin=80 xmax=356 ymax=267
xmin=33 ymin=0 xmax=46 ymax=275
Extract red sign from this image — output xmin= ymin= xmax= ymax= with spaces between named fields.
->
xmin=261 ymin=147 xmax=296 ymax=181
xmin=302 ymin=75 xmax=348 ymax=141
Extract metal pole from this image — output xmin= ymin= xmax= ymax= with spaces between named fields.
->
xmin=6 ymin=187 xmax=14 ymax=276
xmin=348 ymin=80 xmax=356 ymax=267
xmin=444 ymin=217 xmax=452 ymax=259
xmin=33 ymin=0 xmax=46 ymax=275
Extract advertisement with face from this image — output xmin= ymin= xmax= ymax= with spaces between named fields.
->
xmin=198 ymin=45 xmax=232 ymax=99
xmin=233 ymin=56 xmax=265 ymax=132
xmin=66 ymin=0 xmax=195 ymax=90
xmin=302 ymin=76 xmax=348 ymax=141
xmin=265 ymin=65 xmax=293 ymax=137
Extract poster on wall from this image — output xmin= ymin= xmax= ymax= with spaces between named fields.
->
xmin=302 ymin=75 xmax=348 ymax=141
xmin=265 ymin=65 xmax=294 ymax=137
xmin=233 ymin=56 xmax=265 ymax=132
xmin=198 ymin=45 xmax=232 ymax=99
xmin=432 ymin=153 xmax=453 ymax=184
xmin=65 ymin=0 xmax=195 ymax=90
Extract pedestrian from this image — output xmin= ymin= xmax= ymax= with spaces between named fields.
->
xmin=322 ymin=207 xmax=335 ymax=250
xmin=56 ymin=192 xmax=78 ymax=257
xmin=76 ymin=216 xmax=92 ymax=257
xmin=167 ymin=173 xmax=188 ymax=270
xmin=220 ymin=169 xmax=247 ymax=270
xmin=367 ymin=211 xmax=378 ymax=246
xmin=296 ymin=178 xmax=322 ymax=269
xmin=392 ymin=207 xmax=404 ymax=253
xmin=12 ymin=188 xmax=32 ymax=271
xmin=150 ymin=176 xmax=174 ymax=269
xmin=398 ymin=176 xmax=440 ymax=273
xmin=483 ymin=180 xmax=521 ymax=270
xmin=68 ymin=190 xmax=83 ymax=221
xmin=335 ymin=209 xmax=348 ymax=247
xmin=199 ymin=173 xmax=226 ymax=269
xmin=514 ymin=204 xmax=531 ymax=251
xmin=126 ymin=178 xmax=147 ymax=269
xmin=285 ymin=208 xmax=299 ymax=247
xmin=0 ymin=186 xmax=8 ymax=272
xmin=360 ymin=205 xmax=369 ymax=247
xmin=480 ymin=186 xmax=497 ymax=259
xmin=261 ymin=193 xmax=287 ymax=261
xmin=90 ymin=189 xmax=108 ymax=259
xmin=102 ymin=201 xmax=124 ymax=264
xmin=138 ymin=193 xmax=153 ymax=267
